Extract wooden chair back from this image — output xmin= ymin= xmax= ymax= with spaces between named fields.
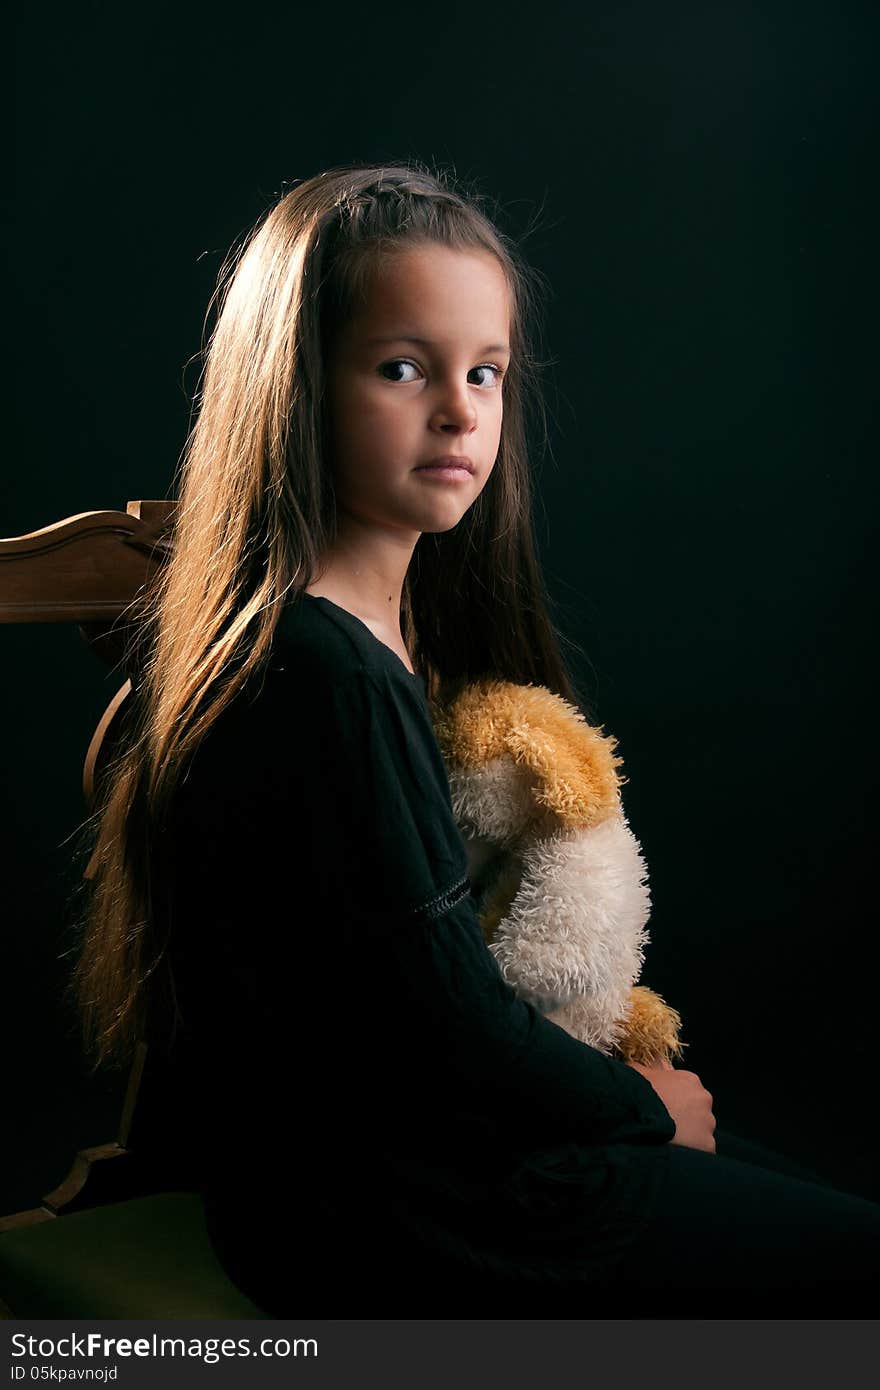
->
xmin=0 ymin=499 xmax=176 ymax=1228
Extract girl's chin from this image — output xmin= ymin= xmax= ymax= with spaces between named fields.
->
xmin=415 ymin=502 xmax=473 ymax=533
xmin=336 ymin=494 xmax=473 ymax=536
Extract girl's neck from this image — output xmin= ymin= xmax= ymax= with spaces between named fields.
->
xmin=308 ymin=525 xmax=418 ymax=631
xmin=305 ymin=576 xmax=401 ymax=628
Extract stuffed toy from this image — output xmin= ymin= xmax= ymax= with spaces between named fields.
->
xmin=431 ymin=679 xmax=684 ymax=1067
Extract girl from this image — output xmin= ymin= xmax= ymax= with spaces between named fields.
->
xmin=70 ymin=162 xmax=880 ymax=1317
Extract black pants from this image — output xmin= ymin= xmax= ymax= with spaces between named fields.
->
xmin=599 ymin=1127 xmax=880 ymax=1317
xmin=212 ymin=1130 xmax=880 ymax=1317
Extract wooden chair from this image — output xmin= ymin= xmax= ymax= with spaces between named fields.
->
xmin=0 ymin=500 xmax=268 ymax=1318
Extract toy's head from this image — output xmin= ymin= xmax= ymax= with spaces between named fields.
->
xmin=432 ymin=678 xmax=624 ymax=847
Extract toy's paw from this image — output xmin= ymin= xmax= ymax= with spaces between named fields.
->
xmin=613 ymin=985 xmax=685 ymax=1066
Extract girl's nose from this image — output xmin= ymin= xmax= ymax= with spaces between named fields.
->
xmin=430 ymin=380 xmax=478 ymax=433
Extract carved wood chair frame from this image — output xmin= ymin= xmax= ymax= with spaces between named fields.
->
xmin=0 ymin=500 xmax=176 ymax=1232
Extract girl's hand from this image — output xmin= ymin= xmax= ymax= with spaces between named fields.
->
xmin=627 ymin=1059 xmax=717 ymax=1154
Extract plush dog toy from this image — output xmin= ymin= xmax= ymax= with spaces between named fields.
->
xmin=431 ymin=679 xmax=684 ymax=1066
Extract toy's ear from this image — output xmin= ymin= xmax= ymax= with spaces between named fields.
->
xmin=434 ymin=679 xmax=624 ymax=833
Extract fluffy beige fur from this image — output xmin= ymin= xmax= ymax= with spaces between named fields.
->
xmin=433 ymin=679 xmax=685 ymax=1066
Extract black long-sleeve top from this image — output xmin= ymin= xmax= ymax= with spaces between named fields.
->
xmin=151 ymin=593 xmax=675 ymax=1314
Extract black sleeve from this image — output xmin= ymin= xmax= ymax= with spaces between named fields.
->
xmin=160 ymin=658 xmax=674 ymax=1154
xmin=303 ymin=665 xmax=676 ymax=1151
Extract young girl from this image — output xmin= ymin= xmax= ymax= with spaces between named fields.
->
xmin=71 ymin=162 xmax=880 ymax=1317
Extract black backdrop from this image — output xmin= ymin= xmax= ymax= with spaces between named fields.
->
xmin=5 ymin=0 xmax=878 ymax=1212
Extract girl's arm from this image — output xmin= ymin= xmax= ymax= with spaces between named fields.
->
xmin=163 ymin=656 xmax=676 ymax=1155
xmin=368 ymin=886 xmax=677 ymax=1151
xmin=294 ymin=662 xmax=675 ymax=1151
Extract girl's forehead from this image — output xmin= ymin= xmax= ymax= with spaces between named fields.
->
xmin=345 ymin=244 xmax=512 ymax=344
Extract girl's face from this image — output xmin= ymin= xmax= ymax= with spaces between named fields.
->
xmin=324 ymin=243 xmax=511 ymax=538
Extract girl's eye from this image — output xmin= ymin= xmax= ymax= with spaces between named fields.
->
xmin=470 ymin=364 xmax=505 ymax=387
xmin=378 ymin=359 xmax=506 ymax=387
xmin=379 ymin=359 xmax=421 ymax=384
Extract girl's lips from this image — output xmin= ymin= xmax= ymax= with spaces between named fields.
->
xmin=414 ymin=465 xmax=474 ymax=482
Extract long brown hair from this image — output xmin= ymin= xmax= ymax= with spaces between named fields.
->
xmin=68 ymin=160 xmax=591 ymax=1069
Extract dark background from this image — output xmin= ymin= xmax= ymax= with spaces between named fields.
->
xmin=5 ymin=0 xmax=878 ymax=1212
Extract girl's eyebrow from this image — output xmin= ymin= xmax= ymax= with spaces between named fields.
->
xmin=366 ymin=334 xmax=511 ymax=355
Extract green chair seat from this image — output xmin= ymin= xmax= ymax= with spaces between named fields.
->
xmin=0 ymin=1192 xmax=269 ymax=1319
